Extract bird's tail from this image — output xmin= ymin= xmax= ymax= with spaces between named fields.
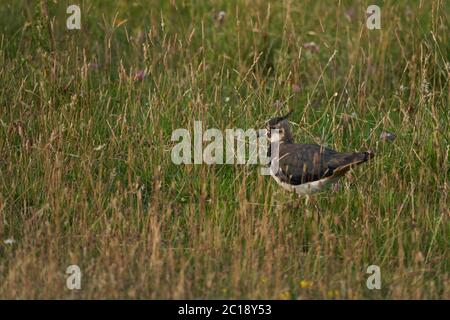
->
xmin=330 ymin=151 xmax=374 ymax=178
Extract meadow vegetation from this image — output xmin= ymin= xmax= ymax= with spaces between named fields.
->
xmin=0 ymin=0 xmax=448 ymax=299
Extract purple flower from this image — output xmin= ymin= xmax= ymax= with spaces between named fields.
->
xmin=292 ymin=84 xmax=301 ymax=93
xmin=345 ymin=8 xmax=355 ymax=21
xmin=380 ymin=131 xmax=396 ymax=142
xmin=134 ymin=70 xmax=145 ymax=81
xmin=89 ymin=62 xmax=99 ymax=71
xmin=303 ymin=42 xmax=320 ymax=53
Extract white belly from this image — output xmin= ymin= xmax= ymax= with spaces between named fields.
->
xmin=270 ymin=170 xmax=338 ymax=195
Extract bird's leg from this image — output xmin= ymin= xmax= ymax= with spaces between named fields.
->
xmin=306 ymin=195 xmax=321 ymax=222
xmin=305 ymin=195 xmax=310 ymax=206
xmin=283 ymin=193 xmax=299 ymax=211
xmin=294 ymin=190 xmax=311 ymax=210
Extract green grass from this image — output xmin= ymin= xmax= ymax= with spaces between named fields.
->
xmin=0 ymin=0 xmax=448 ymax=299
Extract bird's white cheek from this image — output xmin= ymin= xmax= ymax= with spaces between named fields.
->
xmin=270 ymin=132 xmax=281 ymax=143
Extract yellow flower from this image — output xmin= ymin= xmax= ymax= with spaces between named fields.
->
xmin=327 ymin=290 xmax=340 ymax=299
xmin=299 ymin=280 xmax=313 ymax=289
xmin=279 ymin=291 xmax=291 ymax=300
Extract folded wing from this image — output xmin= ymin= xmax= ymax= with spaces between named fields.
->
xmin=274 ymin=144 xmax=373 ymax=185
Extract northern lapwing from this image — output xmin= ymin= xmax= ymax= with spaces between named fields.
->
xmin=262 ymin=111 xmax=374 ymax=195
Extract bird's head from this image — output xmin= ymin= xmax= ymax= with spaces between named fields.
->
xmin=260 ymin=110 xmax=294 ymax=144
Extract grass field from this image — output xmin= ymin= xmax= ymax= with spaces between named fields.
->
xmin=0 ymin=0 xmax=448 ymax=299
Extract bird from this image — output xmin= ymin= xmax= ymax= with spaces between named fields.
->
xmin=261 ymin=111 xmax=374 ymax=195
